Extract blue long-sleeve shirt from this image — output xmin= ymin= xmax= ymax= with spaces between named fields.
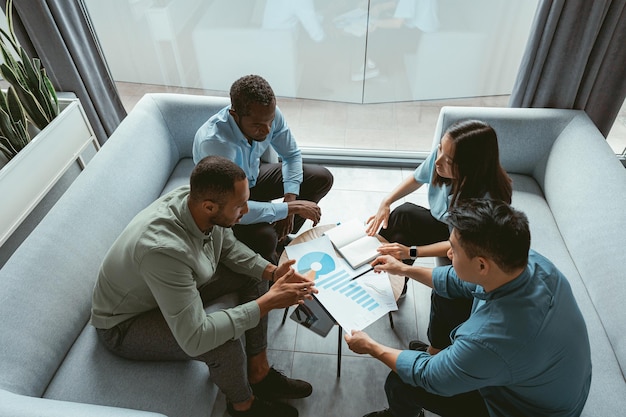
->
xmin=193 ymin=105 xmax=303 ymax=224
xmin=396 ymin=251 xmax=592 ymax=416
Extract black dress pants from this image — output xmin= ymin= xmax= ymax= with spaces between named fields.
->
xmin=233 ymin=162 xmax=333 ymax=263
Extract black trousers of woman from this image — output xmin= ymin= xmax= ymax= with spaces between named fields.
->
xmin=378 ymin=202 xmax=472 ymax=349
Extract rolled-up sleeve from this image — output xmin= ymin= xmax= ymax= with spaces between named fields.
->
xmin=395 ymin=338 xmax=508 ymax=396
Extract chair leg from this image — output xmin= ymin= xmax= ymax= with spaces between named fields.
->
xmin=281 ymin=307 xmax=289 ymax=325
xmin=337 ymin=325 xmax=342 ymax=378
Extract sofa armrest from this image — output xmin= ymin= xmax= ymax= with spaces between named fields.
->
xmin=0 ymin=390 xmax=167 ymax=417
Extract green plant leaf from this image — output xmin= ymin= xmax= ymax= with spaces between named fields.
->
xmin=0 ymin=0 xmax=58 ymax=133
xmin=0 ymin=96 xmax=29 ymax=159
xmin=0 ymin=136 xmax=20 ymax=160
xmin=6 ymin=87 xmax=27 ymax=125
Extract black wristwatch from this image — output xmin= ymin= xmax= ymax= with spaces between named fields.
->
xmin=409 ymin=246 xmax=418 ymax=260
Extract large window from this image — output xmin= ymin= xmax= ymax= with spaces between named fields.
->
xmin=85 ymin=0 xmax=536 ymax=101
xmin=84 ymin=0 xmax=541 ymax=156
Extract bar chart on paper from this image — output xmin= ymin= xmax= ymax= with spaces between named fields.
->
xmin=286 ymin=235 xmax=397 ymax=332
xmin=313 ymin=267 xmax=397 ymax=332
xmin=315 ymin=269 xmax=381 ymax=312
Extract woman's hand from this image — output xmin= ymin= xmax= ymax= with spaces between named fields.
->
xmin=366 ymin=202 xmax=391 ymax=236
xmin=377 ymin=242 xmax=410 ymax=260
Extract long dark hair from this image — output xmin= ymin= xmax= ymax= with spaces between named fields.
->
xmin=432 ymin=120 xmax=512 ymax=207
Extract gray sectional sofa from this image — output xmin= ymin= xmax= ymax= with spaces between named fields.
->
xmin=0 ymin=94 xmax=624 ymax=416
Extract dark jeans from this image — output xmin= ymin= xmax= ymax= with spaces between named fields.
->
xmin=96 ymin=266 xmax=268 ymax=404
xmin=378 ymin=202 xmax=472 ymax=349
xmin=233 ymin=162 xmax=333 ymax=263
xmin=385 ymin=371 xmax=489 ymax=417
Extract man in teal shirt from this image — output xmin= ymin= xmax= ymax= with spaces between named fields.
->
xmin=346 ymin=199 xmax=591 ymax=417
xmin=92 ymin=156 xmax=317 ymax=417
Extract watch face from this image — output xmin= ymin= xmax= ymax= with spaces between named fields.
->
xmin=410 ymin=247 xmax=417 ymax=258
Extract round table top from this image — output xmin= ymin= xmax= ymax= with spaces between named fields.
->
xmin=279 ymin=223 xmax=404 ymax=301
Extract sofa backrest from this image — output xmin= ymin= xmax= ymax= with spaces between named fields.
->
xmin=143 ymin=93 xmax=230 ymax=159
xmin=0 ymin=93 xmax=228 ymax=397
xmin=433 ymin=106 xmax=578 ymax=179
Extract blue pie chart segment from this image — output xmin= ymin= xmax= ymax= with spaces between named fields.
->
xmin=298 ymin=252 xmax=336 ymax=277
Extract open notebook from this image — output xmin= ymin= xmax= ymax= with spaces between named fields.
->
xmin=324 ymin=219 xmax=382 ymax=269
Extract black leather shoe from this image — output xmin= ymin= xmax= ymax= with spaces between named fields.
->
xmin=251 ymin=367 xmax=312 ymax=400
xmin=227 ymin=397 xmax=297 ymax=417
xmin=409 ymin=340 xmax=429 ymax=352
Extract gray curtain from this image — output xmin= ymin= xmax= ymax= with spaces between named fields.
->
xmin=1 ymin=0 xmax=126 ymax=144
xmin=509 ymin=0 xmax=626 ymax=137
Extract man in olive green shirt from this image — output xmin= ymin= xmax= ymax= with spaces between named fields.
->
xmin=91 ymin=156 xmax=316 ymax=417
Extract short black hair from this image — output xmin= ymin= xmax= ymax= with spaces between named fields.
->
xmin=229 ymin=74 xmax=275 ymax=116
xmin=447 ymin=199 xmax=530 ymax=273
xmin=189 ymin=156 xmax=247 ymax=204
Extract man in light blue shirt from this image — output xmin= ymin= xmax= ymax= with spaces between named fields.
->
xmin=346 ymin=199 xmax=592 ymax=417
xmin=193 ymin=75 xmax=333 ymax=262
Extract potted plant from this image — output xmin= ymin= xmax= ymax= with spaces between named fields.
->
xmin=0 ymin=0 xmax=59 ymax=163
xmin=0 ymin=0 xmax=98 ymax=246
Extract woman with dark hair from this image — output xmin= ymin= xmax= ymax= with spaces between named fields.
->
xmin=366 ymin=119 xmax=512 ymax=354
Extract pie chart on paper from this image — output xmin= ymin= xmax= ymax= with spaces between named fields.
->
xmin=297 ymin=252 xmax=336 ymax=277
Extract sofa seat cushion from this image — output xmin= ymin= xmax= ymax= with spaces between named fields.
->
xmin=161 ymin=158 xmax=194 ymax=196
xmin=508 ymin=174 xmax=626 ymax=414
xmin=43 ymin=326 xmax=217 ymax=417
xmin=43 ymin=293 xmax=239 ymax=417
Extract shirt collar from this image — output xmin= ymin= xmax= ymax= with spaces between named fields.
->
xmin=179 ymin=191 xmax=213 ymax=242
xmin=471 ymin=266 xmax=531 ymax=301
xmin=226 ymin=108 xmax=253 ymax=148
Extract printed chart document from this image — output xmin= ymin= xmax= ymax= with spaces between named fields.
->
xmin=285 ymin=236 xmax=397 ymax=335
xmin=324 ymin=219 xmax=382 ymax=269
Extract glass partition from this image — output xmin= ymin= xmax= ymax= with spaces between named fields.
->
xmin=85 ymin=0 xmax=537 ymax=102
xmin=84 ymin=0 xmax=541 ymax=155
